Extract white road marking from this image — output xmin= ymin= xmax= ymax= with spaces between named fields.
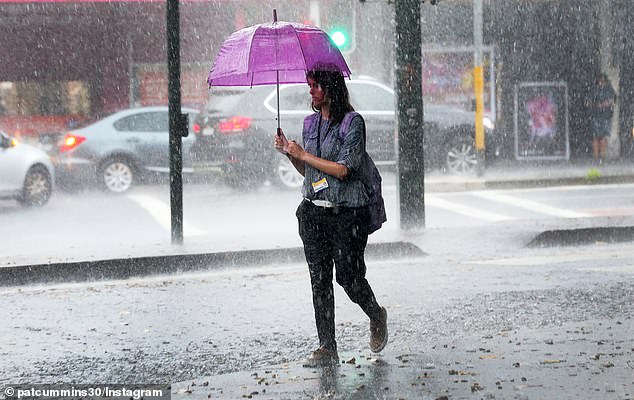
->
xmin=466 ymin=252 xmax=607 ymax=266
xmin=472 ymin=191 xmax=592 ymax=218
xmin=426 ymin=194 xmax=512 ymax=222
xmin=466 ymin=248 xmax=634 ymax=268
xmin=538 ymin=182 xmax=634 ymax=192
xmin=577 ymin=265 xmax=634 ymax=274
xmin=127 ymin=194 xmax=207 ymax=237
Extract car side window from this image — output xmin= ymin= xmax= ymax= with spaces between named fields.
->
xmin=348 ymin=83 xmax=394 ymax=112
xmin=278 ymin=86 xmax=311 ymax=111
xmin=114 ymin=112 xmax=168 ymax=132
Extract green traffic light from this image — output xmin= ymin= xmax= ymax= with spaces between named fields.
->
xmin=330 ymin=30 xmax=348 ymax=48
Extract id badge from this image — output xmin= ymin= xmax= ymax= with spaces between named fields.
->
xmin=312 ymin=177 xmax=329 ymax=193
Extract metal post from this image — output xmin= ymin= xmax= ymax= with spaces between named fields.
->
xmin=473 ymin=0 xmax=485 ymax=176
xmin=395 ymin=0 xmax=425 ymax=230
xmin=167 ymin=0 xmax=186 ymax=245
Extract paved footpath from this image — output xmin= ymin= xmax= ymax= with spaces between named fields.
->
xmin=173 ymin=320 xmax=633 ymax=400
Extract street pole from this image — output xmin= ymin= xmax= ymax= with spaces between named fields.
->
xmin=473 ymin=0 xmax=485 ymax=176
xmin=395 ymin=0 xmax=425 ymax=230
xmin=167 ymin=0 xmax=187 ymax=245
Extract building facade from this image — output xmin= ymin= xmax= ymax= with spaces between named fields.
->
xmin=0 ymin=0 xmax=631 ymax=159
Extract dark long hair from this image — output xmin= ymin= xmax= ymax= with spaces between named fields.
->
xmin=306 ymin=68 xmax=354 ymax=125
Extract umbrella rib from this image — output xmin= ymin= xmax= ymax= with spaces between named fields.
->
xmin=247 ymin=26 xmax=259 ymax=87
xmin=292 ymin=28 xmax=309 ymax=73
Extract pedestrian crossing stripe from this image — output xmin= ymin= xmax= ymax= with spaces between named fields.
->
xmin=472 ymin=191 xmax=592 ymax=218
xmin=425 ymin=194 xmax=512 ymax=222
xmin=127 ymin=194 xmax=207 ymax=237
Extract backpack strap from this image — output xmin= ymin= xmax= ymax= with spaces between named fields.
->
xmin=338 ymin=111 xmax=361 ymax=141
xmin=303 ymin=113 xmax=320 ymax=140
xmin=338 ymin=112 xmax=386 ymax=233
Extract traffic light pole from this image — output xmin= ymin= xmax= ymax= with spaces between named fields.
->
xmin=167 ymin=0 xmax=187 ymax=245
xmin=395 ymin=0 xmax=425 ymax=230
xmin=394 ymin=0 xmax=425 ymax=230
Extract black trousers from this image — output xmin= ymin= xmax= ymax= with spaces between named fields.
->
xmin=296 ymin=200 xmax=382 ymax=351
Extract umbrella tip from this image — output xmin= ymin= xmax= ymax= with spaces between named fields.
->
xmin=273 ymin=9 xmax=277 ymax=22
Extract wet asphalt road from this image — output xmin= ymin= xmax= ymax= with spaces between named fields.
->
xmin=0 ymin=240 xmax=633 ymax=399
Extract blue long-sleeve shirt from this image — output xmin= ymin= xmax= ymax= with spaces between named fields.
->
xmin=301 ymin=112 xmax=369 ymax=207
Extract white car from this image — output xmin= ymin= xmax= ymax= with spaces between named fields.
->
xmin=0 ymin=131 xmax=54 ymax=207
xmin=53 ymin=107 xmax=202 ymax=193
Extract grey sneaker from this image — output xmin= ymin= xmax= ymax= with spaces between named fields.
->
xmin=370 ymin=306 xmax=388 ymax=353
xmin=302 ymin=346 xmax=340 ymax=368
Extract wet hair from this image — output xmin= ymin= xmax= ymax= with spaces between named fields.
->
xmin=306 ymin=68 xmax=354 ymax=124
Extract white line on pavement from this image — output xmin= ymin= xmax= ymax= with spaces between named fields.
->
xmin=127 ymin=194 xmax=207 ymax=237
xmin=577 ymin=265 xmax=634 ymax=274
xmin=425 ymin=194 xmax=512 ymax=222
xmin=472 ymin=191 xmax=592 ymax=218
xmin=465 ymin=248 xmax=634 ymax=267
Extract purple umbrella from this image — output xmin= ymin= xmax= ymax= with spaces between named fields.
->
xmin=207 ymin=10 xmax=351 ymax=130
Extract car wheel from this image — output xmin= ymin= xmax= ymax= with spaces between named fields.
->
xmin=19 ymin=165 xmax=52 ymax=207
xmin=446 ymin=136 xmax=478 ymax=174
xmin=276 ymin=156 xmax=303 ymax=189
xmin=100 ymin=158 xmax=135 ymax=193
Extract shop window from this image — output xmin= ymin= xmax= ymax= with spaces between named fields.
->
xmin=136 ymin=64 xmax=208 ymax=108
xmin=0 ymin=81 xmax=91 ymax=116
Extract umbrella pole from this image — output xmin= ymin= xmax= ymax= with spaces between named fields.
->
xmin=274 ymin=9 xmax=280 ymax=132
xmin=276 ymin=71 xmax=281 ymax=132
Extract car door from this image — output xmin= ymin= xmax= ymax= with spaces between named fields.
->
xmin=0 ymin=132 xmax=22 ymax=194
xmin=112 ymin=111 xmax=171 ymax=173
xmin=346 ymin=81 xmax=396 ymax=165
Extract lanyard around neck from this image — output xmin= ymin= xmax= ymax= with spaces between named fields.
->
xmin=316 ymin=114 xmax=332 ymax=158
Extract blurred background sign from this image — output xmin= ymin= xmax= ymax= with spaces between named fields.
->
xmin=514 ymin=81 xmax=570 ymax=161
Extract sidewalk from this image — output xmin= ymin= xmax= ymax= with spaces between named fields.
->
xmin=425 ymin=157 xmax=634 ymax=192
xmin=171 ymin=317 xmax=634 ymax=399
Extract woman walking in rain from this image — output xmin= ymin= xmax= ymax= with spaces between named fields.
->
xmin=274 ymin=67 xmax=388 ymax=367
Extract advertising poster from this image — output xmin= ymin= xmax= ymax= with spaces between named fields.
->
xmin=514 ymin=82 xmax=569 ymax=160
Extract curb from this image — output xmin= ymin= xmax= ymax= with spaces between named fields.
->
xmin=0 ymin=241 xmax=426 ymax=288
xmin=425 ymin=172 xmax=634 ymax=192
xmin=528 ymin=226 xmax=634 ymax=247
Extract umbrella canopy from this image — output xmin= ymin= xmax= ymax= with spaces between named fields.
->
xmin=207 ymin=15 xmax=351 ymax=87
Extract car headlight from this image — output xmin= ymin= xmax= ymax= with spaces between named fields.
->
xmin=483 ymin=116 xmax=495 ymax=130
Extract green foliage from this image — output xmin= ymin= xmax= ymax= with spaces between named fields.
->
xmin=586 ymin=168 xmax=602 ymax=182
